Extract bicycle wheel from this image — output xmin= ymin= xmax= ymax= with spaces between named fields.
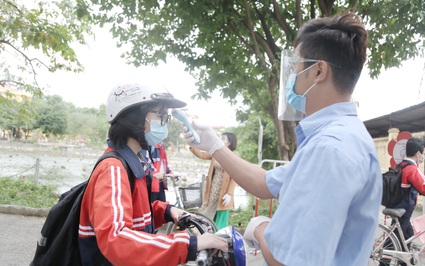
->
xmin=368 ymin=224 xmax=402 ymax=266
xmin=165 ymin=212 xmax=218 ymax=235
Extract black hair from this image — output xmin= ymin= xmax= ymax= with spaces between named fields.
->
xmin=108 ymin=104 xmax=150 ymax=149
xmin=222 ymin=132 xmax=237 ymax=151
xmin=406 ymin=138 xmax=425 ymax=157
xmin=294 ymin=13 xmax=367 ymax=94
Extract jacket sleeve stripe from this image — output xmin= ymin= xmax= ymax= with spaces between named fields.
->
xmin=119 ymin=229 xmax=190 ymax=249
xmin=110 ymin=165 xmax=126 ymax=237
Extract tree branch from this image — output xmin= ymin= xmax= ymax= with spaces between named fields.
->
xmin=5 ymin=0 xmax=22 ymax=14
xmin=253 ymin=3 xmax=279 ymax=61
xmin=271 ymin=0 xmax=293 ymax=43
xmin=349 ymin=0 xmax=360 ymax=12
xmin=310 ymin=0 xmax=315 ymax=19
xmin=318 ymin=0 xmax=335 ymax=17
xmin=242 ymin=0 xmax=269 ymax=72
xmin=296 ymin=0 xmax=302 ymax=28
xmin=0 ymin=79 xmax=27 ymax=88
xmin=252 ymin=31 xmax=276 ymax=65
xmin=0 ymin=39 xmax=51 ymax=89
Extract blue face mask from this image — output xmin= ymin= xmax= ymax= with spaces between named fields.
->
xmin=285 ymin=63 xmax=318 ymax=113
xmin=145 ymin=119 xmax=168 ymax=146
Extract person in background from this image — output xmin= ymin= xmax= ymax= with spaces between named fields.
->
xmin=183 ymin=13 xmax=381 ymax=266
xmin=389 ymin=138 xmax=425 ymax=259
xmin=189 ymin=132 xmax=237 ymax=230
xmin=78 ymin=82 xmax=227 ymax=266
xmin=150 ymin=143 xmax=173 ymax=202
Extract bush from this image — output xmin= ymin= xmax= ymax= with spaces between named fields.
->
xmin=229 ymin=195 xmax=278 ymax=228
xmin=0 ymin=178 xmax=58 ymax=208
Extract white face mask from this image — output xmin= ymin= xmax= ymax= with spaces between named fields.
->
xmin=145 ymin=119 xmax=168 ymax=146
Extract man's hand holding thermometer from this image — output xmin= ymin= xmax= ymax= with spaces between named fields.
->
xmin=171 ymin=109 xmax=224 ymax=155
xmin=171 ymin=109 xmax=201 ymax=144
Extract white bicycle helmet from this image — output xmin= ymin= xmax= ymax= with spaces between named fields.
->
xmin=106 ymin=82 xmax=186 ymax=123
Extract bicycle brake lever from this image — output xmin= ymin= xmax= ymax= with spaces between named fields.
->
xmin=176 ymin=212 xmax=192 ymax=230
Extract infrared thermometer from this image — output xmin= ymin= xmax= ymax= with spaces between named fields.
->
xmin=171 ymin=109 xmax=201 ymax=144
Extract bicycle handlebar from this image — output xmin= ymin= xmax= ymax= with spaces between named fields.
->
xmin=159 ymin=174 xmax=180 ymax=184
xmin=175 ymin=213 xmax=233 ymax=266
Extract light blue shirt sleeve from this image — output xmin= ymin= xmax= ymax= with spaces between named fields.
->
xmin=266 ymin=164 xmax=289 ymax=197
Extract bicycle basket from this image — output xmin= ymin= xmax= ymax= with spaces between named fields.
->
xmin=179 ymin=183 xmax=202 ymax=209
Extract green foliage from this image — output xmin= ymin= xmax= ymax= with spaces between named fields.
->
xmin=229 ymin=194 xmax=278 ymax=228
xmin=66 ymin=103 xmax=109 ymax=145
xmin=0 ymin=93 xmax=108 ymax=144
xmin=360 ymin=0 xmax=425 ymax=78
xmin=0 ymin=177 xmax=58 ymax=208
xmin=164 ymin=118 xmax=185 ymax=150
xmin=82 ymin=0 xmax=424 ymax=160
xmin=0 ymin=95 xmax=36 ymax=139
xmin=0 ymin=0 xmax=93 ymax=97
xmin=33 ymin=95 xmax=68 ymax=136
xmin=235 ymin=115 xmax=279 ymax=166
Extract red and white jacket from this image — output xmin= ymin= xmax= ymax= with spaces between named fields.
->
xmin=150 ymin=143 xmax=172 ymax=193
xmin=78 ymin=144 xmax=197 ymax=265
xmin=394 ymin=159 xmax=425 ymax=217
xmin=400 ymin=159 xmax=425 ymax=194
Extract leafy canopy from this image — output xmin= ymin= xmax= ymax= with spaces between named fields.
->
xmin=79 ymin=1 xmax=425 ymax=160
xmin=0 ymin=0 xmax=92 ymax=95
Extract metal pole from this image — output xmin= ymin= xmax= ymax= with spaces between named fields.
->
xmin=35 ymin=158 xmax=40 ymax=184
xmin=257 ymin=118 xmax=263 ymax=164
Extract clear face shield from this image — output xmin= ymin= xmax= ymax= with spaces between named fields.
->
xmin=278 ymin=49 xmax=305 ymax=121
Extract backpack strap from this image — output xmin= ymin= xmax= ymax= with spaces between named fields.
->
xmin=96 ymin=151 xmax=135 ymax=193
xmin=395 ymin=161 xmax=417 ymax=197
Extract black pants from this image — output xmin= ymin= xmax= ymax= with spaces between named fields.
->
xmin=394 ymin=215 xmax=414 ymax=250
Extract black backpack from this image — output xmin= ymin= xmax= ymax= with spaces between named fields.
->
xmin=381 ymin=162 xmax=413 ymax=208
xmin=30 ymin=151 xmax=134 ymax=266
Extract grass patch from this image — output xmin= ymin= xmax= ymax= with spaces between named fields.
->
xmin=0 ymin=178 xmax=59 ymax=208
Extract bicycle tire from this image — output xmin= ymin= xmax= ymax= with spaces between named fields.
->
xmin=165 ymin=212 xmax=218 ymax=235
xmin=368 ymin=223 xmax=402 ymax=266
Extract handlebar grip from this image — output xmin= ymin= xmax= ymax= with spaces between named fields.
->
xmin=195 ymin=250 xmax=209 ymax=266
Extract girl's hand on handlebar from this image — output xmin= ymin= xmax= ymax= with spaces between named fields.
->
xmin=164 ymin=174 xmax=178 ymax=180
xmin=153 ymin=173 xmax=164 ymax=180
xmin=169 ymin=207 xmax=187 ymax=224
xmin=197 ymin=233 xmax=228 ymax=253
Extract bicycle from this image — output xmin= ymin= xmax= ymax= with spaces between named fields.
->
xmin=162 ymin=175 xmax=218 ymax=235
xmin=176 ymin=212 xmax=246 ymax=266
xmin=369 ymin=208 xmax=425 ymax=265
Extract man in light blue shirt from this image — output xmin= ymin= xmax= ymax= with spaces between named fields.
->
xmin=183 ymin=12 xmax=382 ymax=266
xmin=265 ymin=102 xmax=381 ymax=265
